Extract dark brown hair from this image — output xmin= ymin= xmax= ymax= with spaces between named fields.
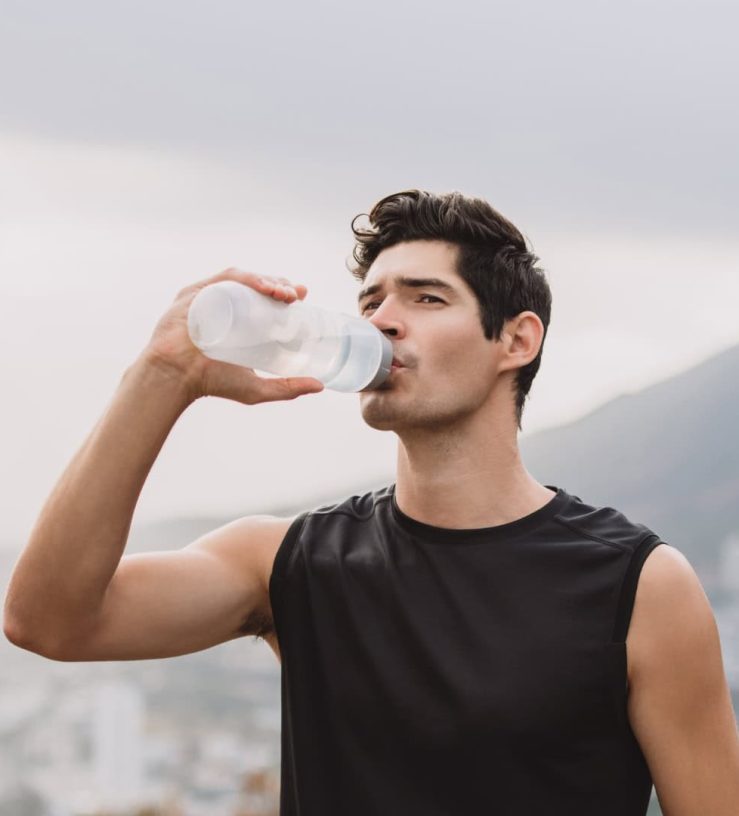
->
xmin=349 ymin=189 xmax=552 ymax=431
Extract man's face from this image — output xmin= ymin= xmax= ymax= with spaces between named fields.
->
xmin=357 ymin=239 xmax=506 ymax=433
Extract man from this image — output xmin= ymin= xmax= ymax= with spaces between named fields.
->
xmin=4 ymin=190 xmax=738 ymax=814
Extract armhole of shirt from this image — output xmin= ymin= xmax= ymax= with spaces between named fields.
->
xmin=611 ymin=534 xmax=665 ymax=644
xmin=268 ymin=510 xmax=310 ymax=644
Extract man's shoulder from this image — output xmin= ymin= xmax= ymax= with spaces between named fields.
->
xmin=307 ymin=483 xmax=394 ymax=522
xmin=264 ymin=484 xmax=394 ymax=570
xmin=555 ymin=489 xmax=661 ymax=553
xmin=626 ymin=542 xmax=713 ymax=693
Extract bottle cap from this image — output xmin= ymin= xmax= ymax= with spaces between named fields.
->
xmin=360 ymin=332 xmax=393 ymax=390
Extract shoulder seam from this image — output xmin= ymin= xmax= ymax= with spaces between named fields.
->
xmin=311 ymin=492 xmax=391 ymax=522
xmin=552 ymin=515 xmax=637 ymax=553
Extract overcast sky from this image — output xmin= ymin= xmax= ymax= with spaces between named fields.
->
xmin=1 ymin=0 xmax=738 ymax=544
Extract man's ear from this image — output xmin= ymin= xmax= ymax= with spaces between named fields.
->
xmin=499 ymin=311 xmax=544 ymax=372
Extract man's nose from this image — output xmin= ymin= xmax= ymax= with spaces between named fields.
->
xmin=367 ymin=302 xmax=405 ymax=338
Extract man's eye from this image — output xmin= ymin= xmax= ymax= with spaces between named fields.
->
xmin=362 ymin=295 xmax=442 ymax=314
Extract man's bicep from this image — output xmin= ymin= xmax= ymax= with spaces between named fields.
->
xmin=52 ymin=515 xmax=286 ymax=662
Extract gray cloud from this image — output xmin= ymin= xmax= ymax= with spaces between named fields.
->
xmin=1 ymin=0 xmax=737 ymax=235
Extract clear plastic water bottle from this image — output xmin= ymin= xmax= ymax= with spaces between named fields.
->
xmin=187 ymin=280 xmax=393 ymax=392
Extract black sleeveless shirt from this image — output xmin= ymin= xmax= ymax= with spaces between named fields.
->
xmin=268 ymin=483 xmax=666 ymax=815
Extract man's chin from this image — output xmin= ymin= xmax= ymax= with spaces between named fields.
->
xmin=358 ymin=397 xmax=403 ymax=430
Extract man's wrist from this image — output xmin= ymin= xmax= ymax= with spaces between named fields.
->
xmin=126 ymin=349 xmax=200 ymax=410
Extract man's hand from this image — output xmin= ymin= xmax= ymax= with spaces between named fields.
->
xmin=143 ymin=267 xmax=325 ymax=405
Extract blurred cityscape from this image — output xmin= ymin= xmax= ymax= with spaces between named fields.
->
xmin=0 ymin=569 xmax=284 ymax=815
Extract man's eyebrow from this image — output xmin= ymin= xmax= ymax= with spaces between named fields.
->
xmin=357 ymin=276 xmax=458 ymax=305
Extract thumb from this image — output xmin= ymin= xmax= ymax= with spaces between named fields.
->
xmin=257 ymin=377 xmax=325 ymax=403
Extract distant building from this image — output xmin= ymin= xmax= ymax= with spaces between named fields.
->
xmin=91 ymin=679 xmax=145 ymax=813
xmin=720 ymin=532 xmax=739 ymax=595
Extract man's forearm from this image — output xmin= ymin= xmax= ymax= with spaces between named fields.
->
xmin=3 ymin=352 xmax=195 ymax=652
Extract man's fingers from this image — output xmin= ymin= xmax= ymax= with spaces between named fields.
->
xmin=196 ymin=270 xmax=308 ymax=303
xmin=261 ymin=277 xmax=307 ymax=302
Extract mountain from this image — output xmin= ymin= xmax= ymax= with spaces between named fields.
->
xmin=520 ymin=341 xmax=739 ymax=595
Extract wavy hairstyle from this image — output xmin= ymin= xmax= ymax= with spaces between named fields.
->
xmin=349 ymin=189 xmax=552 ymax=431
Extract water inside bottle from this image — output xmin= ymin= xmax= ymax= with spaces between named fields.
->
xmin=227 ymin=330 xmax=382 ymax=391
xmin=252 ymin=333 xmax=348 ymax=379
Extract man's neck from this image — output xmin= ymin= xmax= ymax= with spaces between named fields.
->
xmin=393 ymin=421 xmax=555 ymax=530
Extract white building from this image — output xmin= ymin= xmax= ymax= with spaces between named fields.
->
xmin=91 ymin=679 xmax=145 ymax=812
